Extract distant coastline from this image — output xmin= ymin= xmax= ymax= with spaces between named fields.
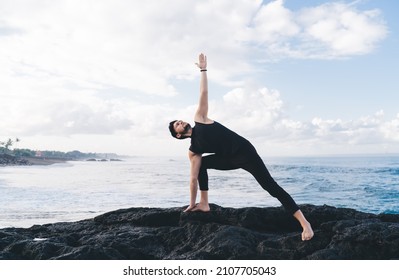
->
xmin=0 ymin=154 xmax=126 ymax=166
xmin=0 ymin=147 xmax=124 ymax=167
xmin=21 ymin=156 xmax=68 ymax=166
xmin=0 ymin=154 xmax=67 ymax=166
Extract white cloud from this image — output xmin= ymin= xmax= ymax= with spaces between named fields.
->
xmin=0 ymin=0 xmax=387 ymax=97
xmin=3 ymin=81 xmax=399 ymax=156
xmin=202 ymin=87 xmax=399 ymax=156
xmin=297 ymin=2 xmax=388 ymax=57
xmin=212 ymin=87 xmax=284 ymax=137
xmin=0 ymin=0 xmax=392 ymax=155
xmin=243 ymin=0 xmax=387 ymax=59
xmin=248 ymin=0 xmax=300 ymax=42
xmin=381 ymin=113 xmax=399 ymax=142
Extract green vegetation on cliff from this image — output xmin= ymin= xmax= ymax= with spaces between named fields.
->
xmin=1 ymin=137 xmax=117 ymax=160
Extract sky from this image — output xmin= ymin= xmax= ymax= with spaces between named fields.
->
xmin=1 ymin=0 xmax=398 ymax=157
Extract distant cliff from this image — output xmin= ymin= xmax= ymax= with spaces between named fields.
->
xmin=0 ymin=204 xmax=398 ymax=260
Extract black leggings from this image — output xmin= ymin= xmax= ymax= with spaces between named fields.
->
xmin=198 ymin=144 xmax=299 ymax=215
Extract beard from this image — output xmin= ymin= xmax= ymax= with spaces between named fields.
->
xmin=183 ymin=123 xmax=191 ymax=133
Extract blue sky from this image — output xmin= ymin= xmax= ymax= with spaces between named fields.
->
xmin=0 ymin=0 xmax=398 ymax=156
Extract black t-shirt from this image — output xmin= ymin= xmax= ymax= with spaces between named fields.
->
xmin=189 ymin=121 xmax=249 ymax=156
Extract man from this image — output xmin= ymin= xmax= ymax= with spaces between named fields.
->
xmin=169 ymin=53 xmax=314 ymax=241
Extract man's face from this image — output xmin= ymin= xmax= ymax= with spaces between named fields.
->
xmin=174 ymin=120 xmax=191 ymax=136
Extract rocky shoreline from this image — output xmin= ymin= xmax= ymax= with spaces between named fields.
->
xmin=0 ymin=153 xmax=30 ymax=166
xmin=0 ymin=154 xmax=123 ymax=166
xmin=0 ymin=204 xmax=398 ymax=260
xmin=0 ymin=154 xmax=66 ymax=166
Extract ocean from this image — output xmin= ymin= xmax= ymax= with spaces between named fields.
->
xmin=0 ymin=155 xmax=398 ymax=228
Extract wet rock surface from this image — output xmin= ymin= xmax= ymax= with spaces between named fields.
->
xmin=1 ymin=204 xmax=398 ymax=260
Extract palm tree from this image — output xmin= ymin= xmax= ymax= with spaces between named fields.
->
xmin=15 ymin=138 xmax=20 ymax=150
xmin=5 ymin=138 xmax=13 ymax=150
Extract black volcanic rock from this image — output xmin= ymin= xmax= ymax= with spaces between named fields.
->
xmin=0 ymin=154 xmax=30 ymax=166
xmin=0 ymin=204 xmax=398 ymax=260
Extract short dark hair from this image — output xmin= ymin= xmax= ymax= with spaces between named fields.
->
xmin=169 ymin=120 xmax=178 ymax=138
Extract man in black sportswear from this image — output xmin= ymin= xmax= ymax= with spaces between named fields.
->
xmin=169 ymin=53 xmax=314 ymax=241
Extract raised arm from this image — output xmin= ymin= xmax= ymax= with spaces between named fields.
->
xmin=194 ymin=53 xmax=212 ymax=124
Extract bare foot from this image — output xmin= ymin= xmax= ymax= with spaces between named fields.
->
xmin=302 ymin=222 xmax=314 ymax=241
xmin=184 ymin=205 xmax=196 ymax=212
xmin=191 ymin=202 xmax=210 ymax=212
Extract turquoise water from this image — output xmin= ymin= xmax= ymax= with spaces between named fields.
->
xmin=0 ymin=155 xmax=398 ymax=228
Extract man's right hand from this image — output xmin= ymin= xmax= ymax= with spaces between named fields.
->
xmin=195 ymin=53 xmax=207 ymax=70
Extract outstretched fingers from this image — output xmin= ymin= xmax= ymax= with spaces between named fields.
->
xmin=195 ymin=53 xmax=207 ymax=69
